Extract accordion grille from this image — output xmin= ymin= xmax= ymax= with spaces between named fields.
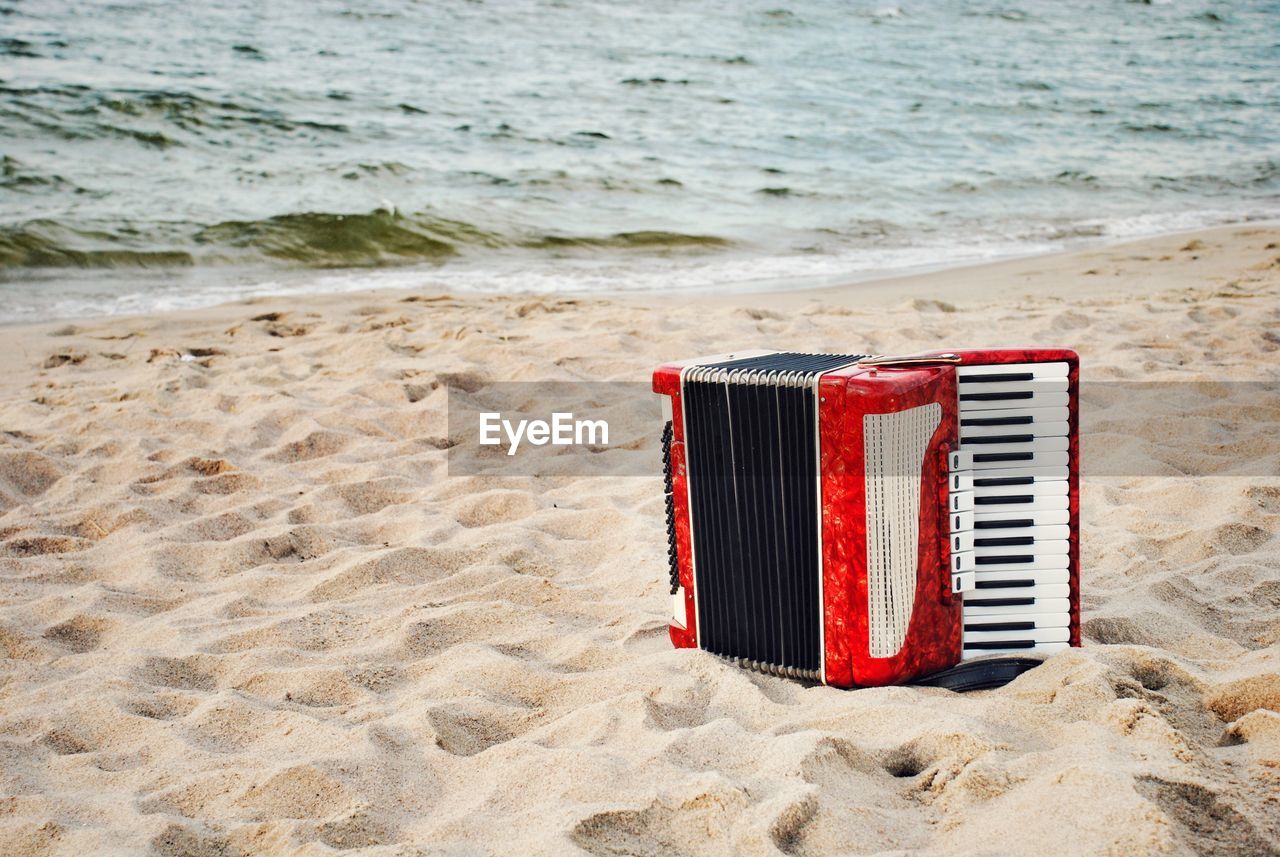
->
xmin=864 ymin=404 xmax=941 ymax=658
xmin=682 ymin=352 xmax=863 ymax=676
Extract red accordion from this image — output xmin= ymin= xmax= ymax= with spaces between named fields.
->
xmin=654 ymin=348 xmax=1079 ymax=688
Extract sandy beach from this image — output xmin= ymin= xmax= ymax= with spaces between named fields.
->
xmin=2 ymin=223 xmax=1279 ymax=855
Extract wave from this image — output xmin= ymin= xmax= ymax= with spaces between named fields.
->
xmin=0 ymin=210 xmax=734 ymax=271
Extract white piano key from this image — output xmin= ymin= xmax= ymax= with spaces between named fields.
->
xmin=972 ymin=523 xmax=1070 ymax=543
xmin=964 ymin=610 xmax=1071 ymax=628
xmin=964 ymin=597 xmax=1070 ymax=616
xmin=976 ymin=545 xmax=1069 ymax=562
xmin=959 ymin=405 xmax=1070 ymax=426
xmin=960 ymin=380 xmax=1068 ymax=401
xmin=974 ymin=480 xmax=1068 ymax=499
xmin=957 ymin=362 xmax=1069 ymax=379
xmin=962 ymin=420 xmax=1069 ymax=439
xmin=974 ymin=568 xmax=1070 ymax=586
xmin=969 ymin=553 xmax=1070 ymax=572
xmin=970 ymin=464 xmax=1069 ymax=483
xmin=970 ymin=449 xmax=1069 ymax=470
xmin=959 ymin=391 xmax=1070 ymax=411
xmin=963 ymin=641 xmax=1070 ymax=657
xmin=975 ymin=539 xmax=1070 ymax=559
xmin=974 ymin=507 xmax=1070 ymax=527
xmin=961 ymin=435 xmax=1068 ymax=455
xmin=970 ymin=494 xmax=1069 ymax=515
xmin=968 ymin=582 xmax=1070 ymax=601
xmin=964 ymin=626 xmax=1070 ymax=645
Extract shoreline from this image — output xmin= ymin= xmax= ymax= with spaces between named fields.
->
xmin=3 ymin=219 xmax=1279 ymax=333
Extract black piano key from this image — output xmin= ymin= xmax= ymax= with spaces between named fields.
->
xmin=958 ymin=372 xmax=1035 ymax=384
xmin=964 ymin=434 xmax=1035 ymax=445
xmin=965 ymin=596 xmax=1036 ymax=607
xmin=964 ymin=639 xmax=1036 ymax=650
xmin=975 ymin=578 xmax=1036 ymax=589
xmin=975 ymin=494 xmax=1034 ymax=505
xmin=975 ymin=555 xmax=1035 ymax=566
xmin=961 ymin=415 xmax=1034 ymax=426
xmin=975 ymin=536 xmax=1035 ymax=547
xmin=974 ymin=518 xmax=1034 ymax=529
xmin=960 ymin=391 xmax=1033 ymax=402
xmin=964 ymin=621 xmax=1036 ymax=632
xmin=974 ymin=476 xmax=1034 ymax=487
xmin=973 ymin=452 xmax=1034 ymax=463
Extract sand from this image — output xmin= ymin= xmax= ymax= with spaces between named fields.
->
xmin=1 ymin=224 xmax=1279 ymax=856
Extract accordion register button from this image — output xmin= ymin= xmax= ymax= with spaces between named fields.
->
xmin=950 ymin=509 xmax=975 ymax=532
xmin=951 ymin=471 xmax=974 ymax=492
xmin=949 ymin=450 xmax=974 ymax=471
xmin=952 ymin=571 xmax=976 ymax=593
xmin=950 ymin=490 xmax=974 ymax=513
xmin=951 ymin=549 xmax=975 ymax=574
xmin=952 ymin=530 xmax=975 ymax=552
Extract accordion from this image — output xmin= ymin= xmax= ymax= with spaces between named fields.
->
xmin=654 ymin=348 xmax=1079 ymax=688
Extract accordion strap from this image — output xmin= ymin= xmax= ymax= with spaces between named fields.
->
xmin=913 ymin=657 xmax=1044 ymax=692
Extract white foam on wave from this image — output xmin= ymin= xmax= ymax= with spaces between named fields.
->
xmin=3 ymin=206 xmax=1278 ymax=325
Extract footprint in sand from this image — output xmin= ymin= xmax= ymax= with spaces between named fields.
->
xmin=267 ymin=430 xmax=351 ymax=463
xmin=42 ymin=614 xmax=111 ymax=653
xmin=134 ymin=655 xmax=220 ymax=692
xmin=425 ymin=704 xmax=518 ymax=757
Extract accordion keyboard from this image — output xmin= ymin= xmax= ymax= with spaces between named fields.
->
xmin=948 ymin=361 xmax=1072 ymax=658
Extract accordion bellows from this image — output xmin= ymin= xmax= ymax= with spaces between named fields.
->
xmin=654 ymin=348 xmax=1080 ymax=688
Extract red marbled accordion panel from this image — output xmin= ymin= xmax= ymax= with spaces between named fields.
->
xmin=653 ymin=363 xmax=697 ymax=649
xmin=821 ymin=364 xmax=962 ymax=687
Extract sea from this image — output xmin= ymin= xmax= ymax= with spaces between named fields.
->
xmin=2 ymin=0 xmax=1278 ymax=322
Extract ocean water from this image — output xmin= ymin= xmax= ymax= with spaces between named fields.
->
xmin=1 ymin=0 xmax=1278 ymax=321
